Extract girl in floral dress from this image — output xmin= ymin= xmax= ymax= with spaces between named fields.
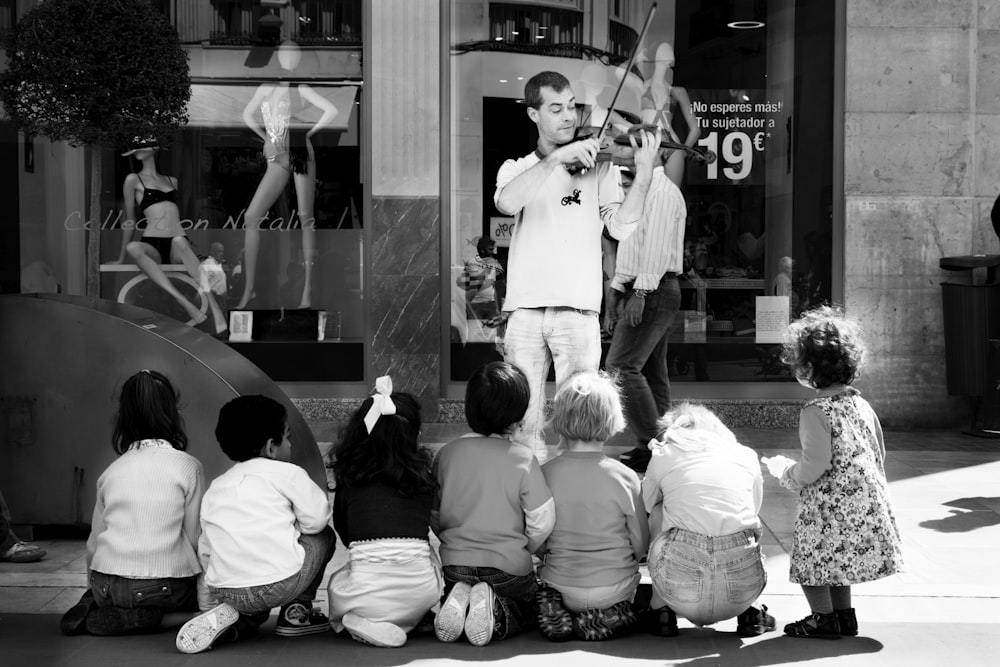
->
xmin=762 ymin=306 xmax=903 ymax=639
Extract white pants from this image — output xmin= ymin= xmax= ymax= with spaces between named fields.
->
xmin=503 ymin=307 xmax=601 ymax=464
xmin=327 ymin=540 xmax=443 ymax=632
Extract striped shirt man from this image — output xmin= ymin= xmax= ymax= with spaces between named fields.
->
xmin=610 ymin=166 xmax=686 ymax=292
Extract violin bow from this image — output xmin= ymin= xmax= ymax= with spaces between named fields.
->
xmin=590 ymin=1 xmax=658 ymax=145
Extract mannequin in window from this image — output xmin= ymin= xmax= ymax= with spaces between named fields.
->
xmin=579 ymin=62 xmax=634 ymax=136
xmin=115 ymin=138 xmax=228 ymax=334
xmin=233 ymin=40 xmax=339 ymax=310
xmin=641 ymin=42 xmax=701 ymax=186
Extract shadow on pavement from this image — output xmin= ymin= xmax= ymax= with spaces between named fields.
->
xmin=1 ymin=614 xmax=886 ymax=667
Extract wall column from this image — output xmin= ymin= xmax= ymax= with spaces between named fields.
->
xmin=368 ymin=0 xmax=442 ymax=416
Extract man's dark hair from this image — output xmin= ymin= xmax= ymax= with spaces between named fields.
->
xmin=465 ymin=361 xmax=530 ymax=436
xmin=215 ymin=394 xmax=287 ymax=462
xmin=524 ymin=71 xmax=571 ymax=109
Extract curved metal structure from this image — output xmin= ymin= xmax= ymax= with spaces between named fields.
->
xmin=0 ymin=293 xmax=326 ymax=526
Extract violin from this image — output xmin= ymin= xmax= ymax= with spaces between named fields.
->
xmin=573 ymin=124 xmax=717 ymax=168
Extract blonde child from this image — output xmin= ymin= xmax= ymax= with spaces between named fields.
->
xmin=643 ymin=403 xmax=773 ymax=637
xmin=536 ymin=371 xmax=649 ymax=641
xmin=326 ymin=377 xmax=443 ymax=648
xmin=763 ymin=305 xmax=903 ymax=639
xmin=432 ymin=361 xmax=555 ymax=646
xmin=60 ymin=370 xmax=204 ymax=636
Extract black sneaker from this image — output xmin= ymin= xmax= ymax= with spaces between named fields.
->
xmin=643 ymin=606 xmax=679 ymax=637
xmin=60 ymin=590 xmax=97 ymax=636
xmin=571 ymin=600 xmax=638 ymax=641
xmin=783 ymin=611 xmax=841 ymax=640
xmin=736 ymin=604 xmax=776 ymax=636
xmin=536 ymin=587 xmax=573 ymax=642
xmin=274 ymin=603 xmax=329 ymax=637
xmin=836 ymin=608 xmax=858 ymax=636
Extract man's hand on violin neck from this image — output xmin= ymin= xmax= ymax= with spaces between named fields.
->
xmin=628 ymin=127 xmax=662 ymax=173
xmin=546 ymin=137 xmax=600 ymax=170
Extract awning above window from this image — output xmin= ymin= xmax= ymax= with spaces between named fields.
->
xmin=187 ymin=83 xmax=359 ymax=130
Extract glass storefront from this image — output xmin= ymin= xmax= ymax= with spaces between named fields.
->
xmin=447 ymin=0 xmax=836 ymax=388
xmin=9 ymin=1 xmax=365 ymax=381
xmin=5 ymin=0 xmax=839 ymax=397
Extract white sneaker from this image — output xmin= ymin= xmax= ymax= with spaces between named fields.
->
xmin=342 ymin=612 xmax=407 ymax=648
xmin=175 ymin=603 xmax=240 ymax=654
xmin=434 ymin=581 xmax=472 ymax=642
xmin=464 ymin=582 xmax=496 ymax=646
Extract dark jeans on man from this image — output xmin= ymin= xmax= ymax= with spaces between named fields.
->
xmin=0 ymin=489 xmax=17 ymax=553
xmin=442 ymin=565 xmax=538 ymax=640
xmin=605 ymin=274 xmax=683 ymax=451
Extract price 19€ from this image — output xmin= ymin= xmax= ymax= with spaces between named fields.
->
xmin=696 ymin=131 xmax=766 ymax=181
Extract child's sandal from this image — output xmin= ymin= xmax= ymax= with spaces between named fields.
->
xmin=783 ymin=611 xmax=841 ymax=640
xmin=836 ymin=608 xmax=858 ymax=636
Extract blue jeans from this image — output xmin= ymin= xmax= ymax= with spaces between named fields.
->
xmin=544 ymin=572 xmax=641 ymax=614
xmin=443 ymin=565 xmax=538 ymax=640
xmin=604 ymin=276 xmax=682 ymax=448
xmin=648 ymin=527 xmax=766 ymax=627
xmin=212 ymin=527 xmax=336 ymax=620
xmin=89 ymin=571 xmax=198 ymax=615
xmin=504 ymin=307 xmax=602 ymax=463
xmin=0 ymin=489 xmax=16 ymax=553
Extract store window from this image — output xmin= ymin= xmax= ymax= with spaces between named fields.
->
xmin=12 ymin=5 xmax=364 ymax=381
xmin=447 ymin=0 xmax=835 ymax=385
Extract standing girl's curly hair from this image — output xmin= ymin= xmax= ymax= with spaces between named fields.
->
xmin=781 ymin=305 xmax=866 ymax=389
xmin=112 ymin=369 xmax=187 ymax=454
xmin=332 ymin=392 xmax=435 ymax=497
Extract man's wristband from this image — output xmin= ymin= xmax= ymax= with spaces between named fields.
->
xmin=631 ymin=289 xmax=649 ymax=298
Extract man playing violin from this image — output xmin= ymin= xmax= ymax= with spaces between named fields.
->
xmin=493 ymin=70 xmax=661 ymax=464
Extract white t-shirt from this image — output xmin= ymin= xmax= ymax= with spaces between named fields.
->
xmin=494 ymin=154 xmax=630 ymax=313
xmin=199 ymin=457 xmax=332 ymax=588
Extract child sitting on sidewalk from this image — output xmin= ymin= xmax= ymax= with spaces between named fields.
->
xmin=61 ymin=369 xmax=204 ymax=636
xmin=536 ymin=371 xmax=649 ymax=641
xmin=643 ymin=402 xmax=774 ymax=638
xmin=432 ymin=361 xmax=555 ymax=646
xmin=175 ymin=395 xmax=336 ymax=654
xmin=326 ymin=376 xmax=443 ymax=648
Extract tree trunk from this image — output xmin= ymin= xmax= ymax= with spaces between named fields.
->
xmin=86 ymin=146 xmax=101 ymax=300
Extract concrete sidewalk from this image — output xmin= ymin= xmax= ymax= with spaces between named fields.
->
xmin=2 ymin=429 xmax=999 ymax=666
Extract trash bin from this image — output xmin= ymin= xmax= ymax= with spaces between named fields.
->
xmin=940 ymin=254 xmax=1000 ymax=435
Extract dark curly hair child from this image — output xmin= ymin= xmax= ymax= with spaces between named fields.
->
xmin=326 ymin=377 xmax=442 ymax=648
xmin=763 ymin=306 xmax=903 ymax=640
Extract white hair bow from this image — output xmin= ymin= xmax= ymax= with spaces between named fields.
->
xmin=364 ymin=375 xmax=396 ymax=434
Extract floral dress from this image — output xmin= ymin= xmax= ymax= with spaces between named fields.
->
xmin=782 ymin=388 xmax=903 ymax=585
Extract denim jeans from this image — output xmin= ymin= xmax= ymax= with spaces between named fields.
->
xmin=443 ymin=565 xmax=538 ymax=640
xmin=504 ymin=307 xmax=602 ymax=463
xmin=648 ymin=527 xmax=766 ymax=627
xmin=605 ymin=275 xmax=682 ymax=448
xmin=89 ymin=571 xmax=198 ymax=613
xmin=544 ymin=572 xmax=641 ymax=614
xmin=0 ymin=489 xmax=16 ymax=553
xmin=212 ymin=526 xmax=336 ymax=620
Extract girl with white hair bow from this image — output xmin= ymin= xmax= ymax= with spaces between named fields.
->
xmin=325 ymin=376 xmax=443 ymax=648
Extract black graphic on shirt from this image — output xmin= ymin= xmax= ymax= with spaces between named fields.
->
xmin=561 ymin=189 xmax=582 ymax=206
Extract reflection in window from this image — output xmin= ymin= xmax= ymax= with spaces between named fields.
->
xmin=489 ymin=3 xmax=582 ymax=47
xmin=98 ymin=82 xmax=364 ymax=343
xmin=294 ymin=0 xmax=362 ymax=45
xmin=448 ymin=0 xmax=836 ymax=384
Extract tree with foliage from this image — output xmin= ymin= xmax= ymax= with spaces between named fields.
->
xmin=0 ymin=0 xmax=191 ymax=298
